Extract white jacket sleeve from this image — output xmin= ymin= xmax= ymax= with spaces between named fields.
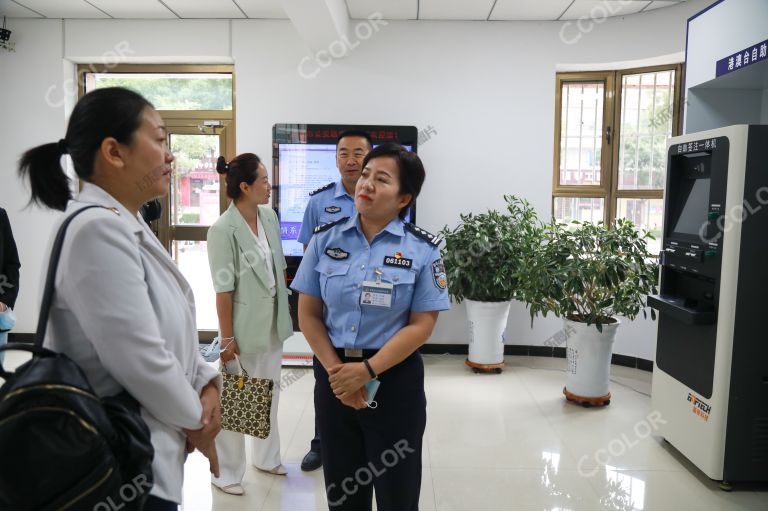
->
xmin=192 ymin=353 xmax=222 ymax=395
xmin=59 ymin=214 xmax=204 ymax=431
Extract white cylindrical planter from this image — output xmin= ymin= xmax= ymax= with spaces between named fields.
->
xmin=564 ymin=318 xmax=620 ymax=404
xmin=465 ymin=299 xmax=511 ymax=372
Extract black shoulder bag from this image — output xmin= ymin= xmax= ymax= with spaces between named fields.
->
xmin=0 ymin=206 xmax=154 ymax=511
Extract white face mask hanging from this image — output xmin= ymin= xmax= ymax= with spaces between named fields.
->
xmin=199 ymin=336 xmax=221 ymax=362
xmin=364 ymin=379 xmax=380 ymax=409
xmin=0 ymin=308 xmax=16 ymax=332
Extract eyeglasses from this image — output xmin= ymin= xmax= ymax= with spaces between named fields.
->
xmin=337 ymin=153 xmax=366 ymax=161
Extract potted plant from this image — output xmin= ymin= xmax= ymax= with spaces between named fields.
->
xmin=439 ymin=196 xmax=542 ymax=373
xmin=521 ymin=219 xmax=658 ymax=405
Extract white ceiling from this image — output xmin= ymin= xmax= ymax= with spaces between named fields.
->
xmin=161 ymin=0 xmax=245 ymax=19
xmin=419 ymin=0 xmax=497 ymax=21
xmin=0 ymin=0 xmax=689 ymax=20
xmin=643 ymin=1 xmax=685 ymax=12
xmin=560 ymin=0 xmax=648 ymax=19
xmin=490 ymin=0 xmax=575 ymax=21
xmin=347 ymin=0 xmax=416 ymax=20
xmin=88 ymin=0 xmax=177 ymax=19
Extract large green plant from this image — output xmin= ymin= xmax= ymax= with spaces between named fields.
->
xmin=521 ymin=219 xmax=659 ymax=330
xmin=439 ymin=195 xmax=542 ymax=303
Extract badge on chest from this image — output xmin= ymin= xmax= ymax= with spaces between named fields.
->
xmin=360 ymin=267 xmax=393 ymax=308
xmin=325 ymin=247 xmax=349 ymax=260
xmin=383 ymin=252 xmax=412 ymax=269
xmin=360 ymin=281 xmax=393 ymax=308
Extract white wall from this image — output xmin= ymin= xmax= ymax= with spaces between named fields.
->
xmin=0 ymin=19 xmax=66 ymax=337
xmin=0 ymin=0 xmax=711 ymax=360
xmin=684 ymin=0 xmax=768 ymax=132
xmin=64 ymin=19 xmax=232 ymax=63
xmin=686 ymin=88 xmax=764 ymax=133
xmin=685 ymin=0 xmax=768 ymax=90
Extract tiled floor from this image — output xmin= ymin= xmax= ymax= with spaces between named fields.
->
xmin=4 ymin=351 xmax=767 ymax=510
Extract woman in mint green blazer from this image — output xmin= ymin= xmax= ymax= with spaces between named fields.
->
xmin=206 ymin=153 xmax=293 ymax=495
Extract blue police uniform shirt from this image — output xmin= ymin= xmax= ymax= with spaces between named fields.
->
xmin=290 ymin=215 xmax=450 ymax=350
xmin=297 ymin=180 xmax=357 ymax=245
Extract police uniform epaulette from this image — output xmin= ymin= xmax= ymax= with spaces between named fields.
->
xmin=309 ymin=182 xmax=334 ymax=196
xmin=314 ymin=217 xmax=349 ymax=234
xmin=404 ymin=223 xmax=441 ymax=246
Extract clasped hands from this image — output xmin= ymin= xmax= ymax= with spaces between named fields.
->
xmin=328 ymin=362 xmax=372 ymax=410
xmin=183 ymin=381 xmax=221 ymax=478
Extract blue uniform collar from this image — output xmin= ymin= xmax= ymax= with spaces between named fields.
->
xmin=334 ymin=179 xmax=353 ymax=199
xmin=383 ymin=217 xmax=405 ymax=237
xmin=342 ymin=214 xmax=405 ymax=239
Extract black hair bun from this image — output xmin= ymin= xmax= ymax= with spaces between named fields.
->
xmin=216 ymin=155 xmax=229 ymax=174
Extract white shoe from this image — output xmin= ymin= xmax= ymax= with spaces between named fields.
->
xmin=256 ymin=464 xmax=287 ymax=475
xmin=212 ymin=482 xmax=245 ymax=495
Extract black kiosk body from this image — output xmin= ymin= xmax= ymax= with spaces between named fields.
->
xmin=649 ymin=124 xmax=768 ymax=483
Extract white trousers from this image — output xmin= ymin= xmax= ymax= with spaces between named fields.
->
xmin=212 ymin=344 xmax=283 ymax=486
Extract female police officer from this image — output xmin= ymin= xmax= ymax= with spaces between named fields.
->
xmin=291 ymin=143 xmax=449 ymax=511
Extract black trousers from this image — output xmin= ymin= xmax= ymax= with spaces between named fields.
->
xmin=143 ymin=496 xmax=177 ymax=511
xmin=311 ymin=418 xmax=321 ymax=453
xmin=314 ymin=350 xmax=426 ymax=511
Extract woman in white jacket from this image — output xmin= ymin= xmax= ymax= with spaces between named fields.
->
xmin=18 ymin=87 xmax=222 ymax=511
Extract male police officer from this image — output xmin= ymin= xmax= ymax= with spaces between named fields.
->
xmin=297 ymin=129 xmax=373 ymax=471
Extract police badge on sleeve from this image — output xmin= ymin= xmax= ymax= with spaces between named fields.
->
xmin=432 ymin=259 xmax=447 ymax=289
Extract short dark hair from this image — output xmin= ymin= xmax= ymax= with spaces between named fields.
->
xmin=216 ymin=153 xmax=264 ymax=200
xmin=19 ymin=87 xmax=153 ymax=211
xmin=336 ymin=129 xmax=373 ymax=151
xmin=361 ymin=143 xmax=425 ymax=220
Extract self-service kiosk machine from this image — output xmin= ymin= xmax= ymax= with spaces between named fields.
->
xmin=649 ymin=125 xmax=768 ymax=485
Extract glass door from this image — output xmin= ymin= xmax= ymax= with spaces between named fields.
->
xmin=158 ymin=121 xmax=232 ymax=337
xmin=78 ymin=64 xmax=236 ymax=338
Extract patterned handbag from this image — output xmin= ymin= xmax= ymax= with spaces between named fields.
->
xmin=220 ymin=356 xmax=274 ymax=439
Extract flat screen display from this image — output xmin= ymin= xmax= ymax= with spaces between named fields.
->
xmin=671 ymin=177 xmax=711 ymax=237
xmin=277 ymin=142 xmax=413 ymax=257
xmin=277 ymin=144 xmax=340 ymax=257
